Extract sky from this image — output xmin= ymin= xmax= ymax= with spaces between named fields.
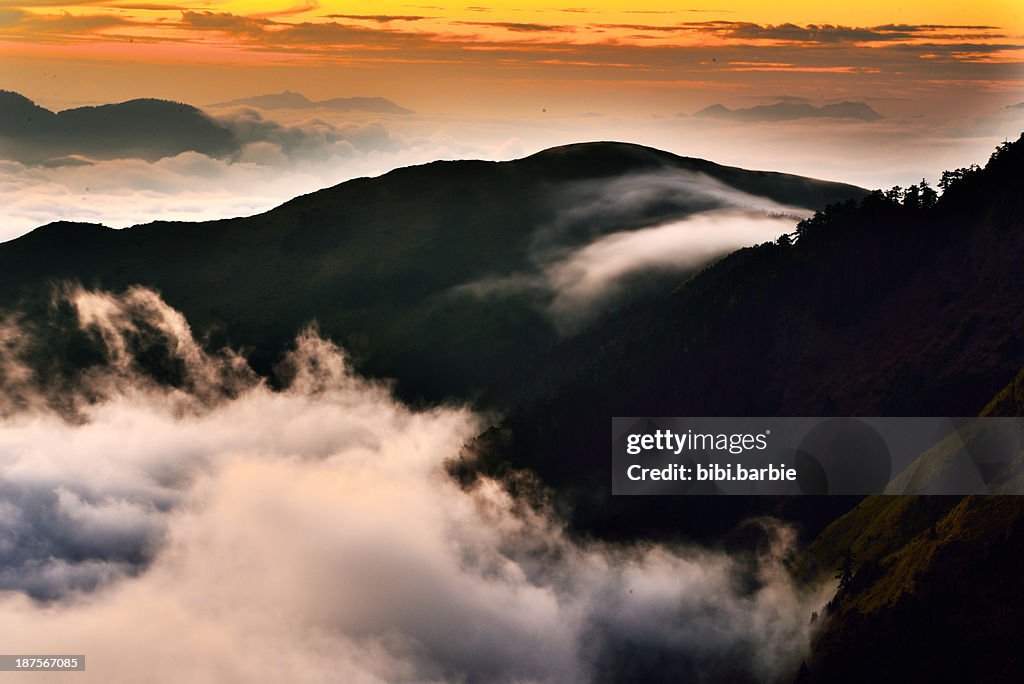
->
xmin=0 ymin=1 xmax=1021 ymax=114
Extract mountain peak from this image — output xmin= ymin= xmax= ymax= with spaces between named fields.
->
xmin=0 ymin=89 xmax=39 ymax=107
xmin=0 ymin=90 xmax=58 ymax=127
xmin=522 ymin=141 xmax=682 ymax=168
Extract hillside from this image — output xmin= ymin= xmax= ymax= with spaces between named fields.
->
xmin=0 ymin=142 xmax=864 ymax=408
xmin=458 ymin=134 xmax=1024 ymax=542
xmin=798 ymin=493 xmax=1024 ymax=683
xmin=449 ymin=134 xmax=1024 ymax=680
xmin=793 ymin=363 xmax=1024 ymax=682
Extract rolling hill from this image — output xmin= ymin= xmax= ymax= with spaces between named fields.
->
xmin=0 ymin=142 xmax=865 ymax=408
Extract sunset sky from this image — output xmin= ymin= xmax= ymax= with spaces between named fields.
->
xmin=1 ymin=1 xmax=1021 ymax=113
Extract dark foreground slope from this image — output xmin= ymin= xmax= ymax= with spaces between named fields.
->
xmin=460 ymin=135 xmax=1024 ymax=543
xmin=792 ymin=374 xmax=1024 ymax=683
xmin=0 ymin=142 xmax=863 ymax=406
xmin=798 ymin=494 xmax=1024 ymax=683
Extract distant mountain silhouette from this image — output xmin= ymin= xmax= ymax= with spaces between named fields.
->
xmin=1010 ymin=101 xmax=1024 ymax=110
xmin=0 ymin=141 xmax=863 ymax=409
xmin=211 ymin=90 xmax=413 ymax=114
xmin=694 ymin=101 xmax=884 ymax=122
xmin=0 ymin=90 xmax=236 ymax=163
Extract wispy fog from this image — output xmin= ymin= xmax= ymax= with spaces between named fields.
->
xmin=0 ymin=287 xmax=833 ymax=682
xmin=454 ymin=170 xmax=804 ymax=331
xmin=545 ymin=210 xmax=797 ymax=328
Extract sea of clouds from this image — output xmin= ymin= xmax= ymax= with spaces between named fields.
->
xmin=0 ymin=286 xmax=834 ymax=682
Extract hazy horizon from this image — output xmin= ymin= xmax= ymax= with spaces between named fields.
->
xmin=2 ymin=88 xmax=1022 ymax=242
xmin=2 ymin=1 xmax=1022 ymax=240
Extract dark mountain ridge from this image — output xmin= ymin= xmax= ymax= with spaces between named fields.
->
xmin=0 ymin=141 xmax=865 ymax=409
xmin=458 ymin=134 xmax=1024 ymax=543
xmin=0 ymin=90 xmax=236 ymax=162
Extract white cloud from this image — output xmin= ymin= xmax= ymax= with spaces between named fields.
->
xmin=545 ymin=209 xmax=795 ymax=327
xmin=453 ymin=171 xmax=805 ymax=331
xmin=0 ymin=287 xmax=834 ymax=682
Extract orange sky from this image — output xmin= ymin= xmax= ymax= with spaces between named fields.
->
xmin=0 ymin=1 xmax=1021 ymax=113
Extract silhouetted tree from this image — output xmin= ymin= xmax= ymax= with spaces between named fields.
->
xmin=919 ymin=179 xmax=938 ymax=209
xmin=903 ymin=183 xmax=921 ymax=209
xmin=938 ymin=170 xmax=960 ymax=193
xmin=989 ymin=140 xmax=1013 ymax=164
xmin=836 ymin=550 xmax=856 ymax=591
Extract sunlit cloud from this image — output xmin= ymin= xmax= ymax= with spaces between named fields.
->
xmin=0 ymin=286 xmax=834 ymax=682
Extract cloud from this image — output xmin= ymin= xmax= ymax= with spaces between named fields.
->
xmin=323 ymin=14 xmax=429 ymax=23
xmin=453 ymin=170 xmax=807 ymax=331
xmin=103 ymin=3 xmax=190 ymax=9
xmin=455 ymin=20 xmax=575 ymax=33
xmin=543 ymin=210 xmax=795 ymax=326
xmin=0 ymin=8 xmax=130 ymax=38
xmin=15 ymin=5 xmax=1004 ymax=79
xmin=0 ymin=90 xmax=404 ymax=167
xmin=0 ymin=115 xmax=510 ymax=240
xmin=0 ymin=285 xmax=255 ymax=419
xmin=592 ymin=23 xmax=686 ymax=32
xmin=686 ymin=21 xmax=1007 ymax=44
xmin=254 ymin=0 xmax=319 ymax=19
xmin=0 ymin=102 xmax=436 ymax=240
xmin=178 ymin=10 xmax=269 ymax=34
xmin=536 ymin=169 xmax=806 ymax=243
xmin=0 ymin=0 xmax=106 ymax=6
xmin=216 ymin=107 xmax=400 ymax=158
xmin=0 ymin=287 xmax=834 ymax=681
